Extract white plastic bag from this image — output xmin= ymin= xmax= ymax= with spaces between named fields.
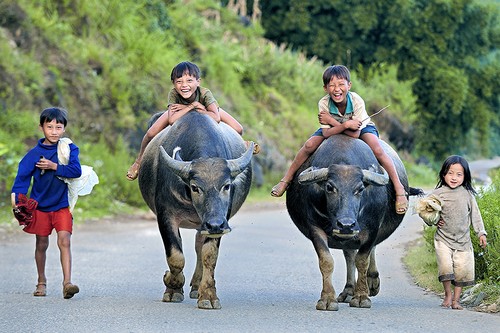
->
xmin=58 ymin=138 xmax=99 ymax=212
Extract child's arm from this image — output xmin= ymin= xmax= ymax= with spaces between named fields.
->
xmin=11 ymin=152 xmax=38 ymax=198
xmin=196 ymin=101 xmax=221 ymax=123
xmin=169 ymin=102 xmax=221 ymax=124
xmin=319 ymin=111 xmax=362 ymax=138
xmin=168 ymin=103 xmax=195 ymax=124
xmin=470 ymin=195 xmax=488 ymax=248
xmin=469 ymin=194 xmax=487 ymax=248
xmin=220 ymin=108 xmax=243 ymax=134
xmin=37 ymin=157 xmax=57 ymax=173
xmin=55 ymin=144 xmax=82 ymax=179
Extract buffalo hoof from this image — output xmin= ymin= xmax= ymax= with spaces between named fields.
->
xmin=349 ymin=295 xmax=372 ymax=308
xmin=368 ymin=274 xmax=380 ymax=297
xmin=337 ymin=290 xmax=353 ymax=303
xmin=316 ymin=299 xmax=339 ymax=311
xmin=163 ymin=289 xmax=184 ymax=303
xmin=198 ymin=299 xmax=221 ymax=310
xmin=189 ymin=289 xmax=198 ymax=299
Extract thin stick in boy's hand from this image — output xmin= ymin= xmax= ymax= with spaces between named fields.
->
xmin=39 ymin=156 xmax=45 ymax=175
xmin=361 ymin=104 xmax=390 ymax=123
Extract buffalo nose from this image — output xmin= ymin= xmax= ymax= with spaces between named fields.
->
xmin=202 ymin=218 xmax=231 ymax=235
xmin=337 ymin=218 xmax=356 ymax=230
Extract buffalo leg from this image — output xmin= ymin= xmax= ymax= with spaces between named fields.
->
xmin=312 ymin=233 xmax=339 ymax=311
xmin=197 ymin=238 xmax=221 ymax=309
xmin=349 ymin=248 xmax=372 ymax=308
xmin=162 ymin=246 xmax=186 ymax=302
xmin=338 ymin=249 xmax=356 ymax=303
xmin=189 ymin=232 xmax=205 ymax=299
xmin=367 ymin=247 xmax=380 ymax=296
xmin=158 ymin=219 xmax=185 ymax=303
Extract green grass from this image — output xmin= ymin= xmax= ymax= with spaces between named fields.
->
xmin=404 ymin=237 xmax=500 ymax=306
xmin=403 ymin=238 xmax=444 ymax=294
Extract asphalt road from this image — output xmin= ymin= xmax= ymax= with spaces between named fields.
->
xmin=1 ymin=197 xmax=499 ymax=333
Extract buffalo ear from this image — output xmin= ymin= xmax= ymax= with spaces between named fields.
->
xmin=173 ymin=147 xmax=183 ymax=161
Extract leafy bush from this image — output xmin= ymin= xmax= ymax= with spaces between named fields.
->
xmin=475 ymin=171 xmax=500 ymax=283
xmin=71 ymin=136 xmax=147 ymax=222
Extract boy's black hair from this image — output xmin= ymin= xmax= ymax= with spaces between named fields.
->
xmin=322 ymin=65 xmax=351 ymax=86
xmin=436 ymin=155 xmax=476 ymax=194
xmin=40 ymin=107 xmax=68 ymax=126
xmin=170 ymin=61 xmax=201 ymax=82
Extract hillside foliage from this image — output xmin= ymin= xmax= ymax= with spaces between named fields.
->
xmin=258 ymin=0 xmax=500 ymax=160
xmin=0 ymin=0 xmax=424 ymax=215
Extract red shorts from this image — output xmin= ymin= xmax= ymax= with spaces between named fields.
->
xmin=23 ymin=207 xmax=73 ymax=236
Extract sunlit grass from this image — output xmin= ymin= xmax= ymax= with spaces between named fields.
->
xmin=403 ymin=238 xmax=443 ymax=294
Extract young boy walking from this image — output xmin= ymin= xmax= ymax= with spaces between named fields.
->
xmin=11 ymin=107 xmax=82 ymax=299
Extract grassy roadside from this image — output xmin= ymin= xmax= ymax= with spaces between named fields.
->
xmin=403 ymin=236 xmax=499 ymax=313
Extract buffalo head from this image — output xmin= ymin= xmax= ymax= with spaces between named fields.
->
xmin=160 ymin=143 xmax=254 ymax=237
xmin=298 ymin=164 xmax=388 ymax=238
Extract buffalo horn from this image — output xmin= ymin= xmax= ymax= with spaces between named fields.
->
xmin=362 ymin=167 xmax=389 ymax=186
xmin=298 ymin=167 xmax=329 ymax=184
xmin=227 ymin=142 xmax=254 ymax=177
xmin=160 ymin=146 xmax=192 ymax=179
xmin=160 ymin=143 xmax=253 ymax=179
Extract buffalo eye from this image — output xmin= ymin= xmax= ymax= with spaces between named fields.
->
xmin=353 ymin=185 xmax=365 ymax=196
xmin=222 ymin=183 xmax=231 ymax=192
xmin=190 ymin=184 xmax=200 ymax=193
xmin=325 ymin=182 xmax=336 ymax=194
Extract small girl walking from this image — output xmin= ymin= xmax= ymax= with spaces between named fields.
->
xmin=419 ymin=155 xmax=487 ymax=310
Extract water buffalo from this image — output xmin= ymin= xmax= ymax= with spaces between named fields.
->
xmin=286 ymin=134 xmax=421 ymax=311
xmin=138 ymin=111 xmax=253 ymax=309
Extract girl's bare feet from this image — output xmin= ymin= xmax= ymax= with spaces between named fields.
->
xmin=451 ymin=300 xmax=463 ymax=310
xmin=441 ymin=295 xmax=452 ymax=308
xmin=441 ymin=301 xmax=451 ymax=308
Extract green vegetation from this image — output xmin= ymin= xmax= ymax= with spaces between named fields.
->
xmin=259 ymin=0 xmax=500 ymax=161
xmin=0 ymin=0 xmax=428 ymax=218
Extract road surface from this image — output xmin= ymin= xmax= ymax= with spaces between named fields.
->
xmin=1 ymin=198 xmax=499 ymax=333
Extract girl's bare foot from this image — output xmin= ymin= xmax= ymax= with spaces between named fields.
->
xmin=441 ymin=295 xmax=452 ymax=308
xmin=441 ymin=301 xmax=451 ymax=308
xmin=451 ymin=300 xmax=463 ymax=310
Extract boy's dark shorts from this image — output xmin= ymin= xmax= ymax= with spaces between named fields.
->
xmin=311 ymin=124 xmax=379 ymax=137
xmin=23 ymin=207 xmax=73 ymax=236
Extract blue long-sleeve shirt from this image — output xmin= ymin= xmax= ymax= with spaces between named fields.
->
xmin=12 ymin=138 xmax=82 ymax=212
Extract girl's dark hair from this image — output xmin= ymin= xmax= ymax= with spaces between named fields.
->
xmin=322 ymin=65 xmax=351 ymax=86
xmin=436 ymin=155 xmax=476 ymax=194
xmin=40 ymin=107 xmax=68 ymax=126
xmin=170 ymin=61 xmax=201 ymax=82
